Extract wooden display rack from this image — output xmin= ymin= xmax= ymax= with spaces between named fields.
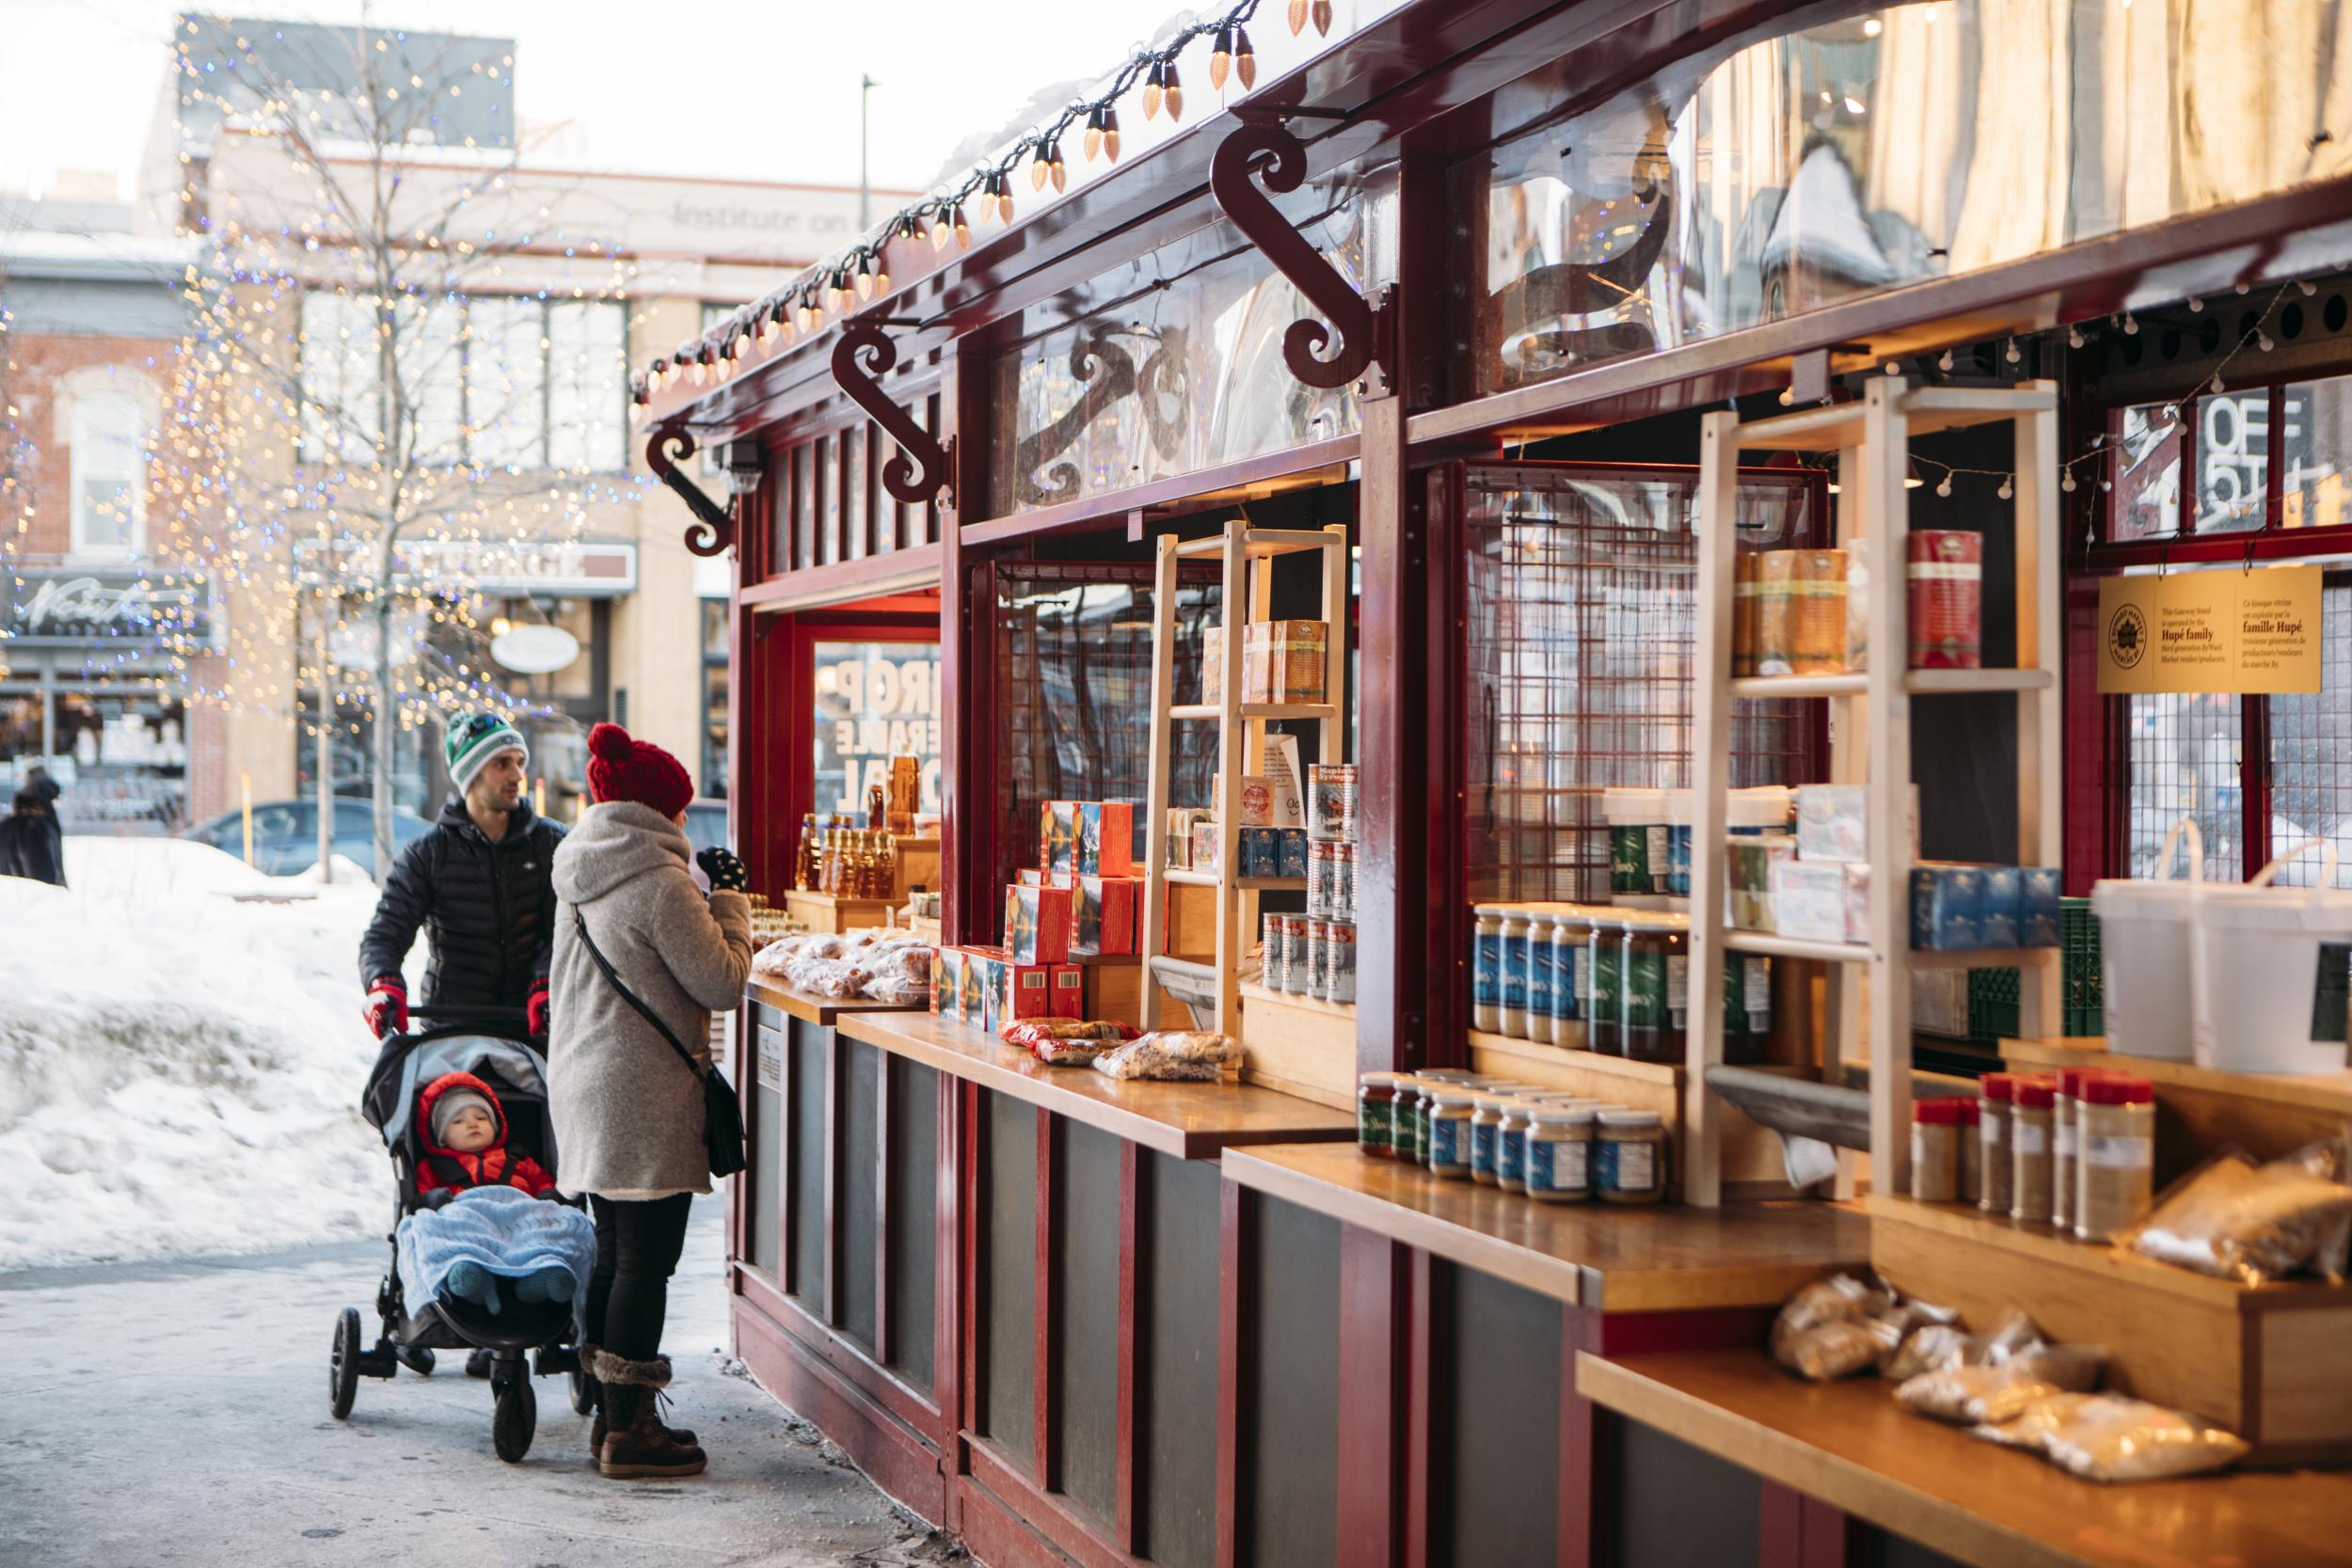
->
xmin=1686 ymin=378 xmax=2064 ymax=1205
xmin=2002 ymin=1035 xmax=2352 ymax=1169
xmin=783 ymin=889 xmax=898 ymax=934
xmin=1138 ymin=516 xmax=1352 ymax=1101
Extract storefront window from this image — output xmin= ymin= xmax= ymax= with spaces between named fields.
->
xmin=2107 ymin=402 xmax=2185 ymax=543
xmin=1456 ymin=464 xmax=1819 ymax=902
xmin=812 ymin=641 xmax=942 ymax=819
xmin=71 ymin=392 xmax=149 ymax=556
xmin=2266 ymin=582 xmax=2352 ymax=886
xmin=1471 ymin=0 xmax=2352 ymax=397
xmin=989 ymin=173 xmax=1398 ymax=516
xmin=2125 ymin=691 xmax=2244 ymax=883
xmin=703 ymin=599 xmax=730 ymax=798
xmin=46 ymin=690 xmax=190 ymax=831
xmin=2282 ymin=373 xmax=2352 ymax=531
xmin=2194 ymin=391 xmax=2270 ymax=534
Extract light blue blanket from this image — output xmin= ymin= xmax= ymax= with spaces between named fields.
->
xmin=395 ymin=1186 xmax=597 ymax=1337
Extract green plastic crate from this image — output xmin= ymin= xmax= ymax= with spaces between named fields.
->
xmin=1966 ymin=897 xmax=2102 ymax=1040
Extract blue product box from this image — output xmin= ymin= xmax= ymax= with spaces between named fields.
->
xmin=2020 ymin=867 xmax=2062 ymax=946
xmin=1978 ymin=866 xmax=2022 ymax=950
xmin=1910 ymin=865 xmax=1987 ymax=951
xmin=1279 ymin=827 xmax=1310 ymax=879
xmin=1243 ymin=827 xmax=1281 ymax=879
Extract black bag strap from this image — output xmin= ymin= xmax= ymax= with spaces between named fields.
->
xmin=425 ymin=1151 xmax=475 ymax=1190
xmin=572 ymin=908 xmax=709 ymax=1083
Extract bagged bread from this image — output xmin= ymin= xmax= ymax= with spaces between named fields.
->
xmin=1090 ymin=1032 xmax=1240 ymax=1082
xmin=1776 ymin=1316 xmax=1902 ymax=1382
xmin=2129 ymin=1143 xmax=2352 ymax=1284
xmin=1970 ymin=1391 xmax=2108 ymax=1451
xmin=999 ymin=1018 xmax=1138 ymax=1044
xmin=1897 ymin=1340 xmax=2106 ymax=1424
xmin=1772 ymin=1275 xmax=1885 ymax=1343
xmin=1131 ymin=1030 xmax=1239 ymax=1064
xmin=1883 ymin=1323 xmax=1979 ymax=1381
xmin=2031 ymin=1396 xmax=2249 ymax=1482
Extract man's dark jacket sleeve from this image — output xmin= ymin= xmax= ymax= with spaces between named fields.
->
xmin=358 ymin=836 xmax=433 ymax=987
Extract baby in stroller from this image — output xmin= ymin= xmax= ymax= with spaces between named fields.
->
xmin=404 ymin=1071 xmax=595 ymax=1318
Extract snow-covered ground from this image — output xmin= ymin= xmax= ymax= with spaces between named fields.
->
xmin=0 ymin=837 xmax=410 ymax=1270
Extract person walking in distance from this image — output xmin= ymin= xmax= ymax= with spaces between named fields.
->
xmin=358 ymin=711 xmax=564 ymax=1374
xmin=548 ymin=721 xmax=751 ymax=1479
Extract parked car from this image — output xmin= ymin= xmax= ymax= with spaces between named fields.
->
xmin=183 ymin=799 xmax=432 ymax=879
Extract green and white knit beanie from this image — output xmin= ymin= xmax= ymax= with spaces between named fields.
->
xmin=445 ymin=711 xmax=529 ymax=795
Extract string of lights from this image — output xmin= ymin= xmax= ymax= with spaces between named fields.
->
xmin=634 ymin=0 xmax=1340 ymax=412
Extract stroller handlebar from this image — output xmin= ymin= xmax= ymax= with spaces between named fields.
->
xmin=407 ymin=1004 xmax=532 ymax=1028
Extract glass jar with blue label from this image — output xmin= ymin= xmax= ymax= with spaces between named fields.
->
xmin=1469 ymin=1093 xmax=1511 ymax=1185
xmin=1498 ymin=908 xmax=1532 ymax=1037
xmin=1549 ymin=909 xmax=1592 ymax=1048
xmin=1426 ymin=1091 xmax=1479 ymax=1180
xmin=1494 ymin=1096 xmax=1535 ymax=1192
xmin=1470 ymin=905 xmax=1503 ymax=1032
xmin=1663 ymin=790 xmax=1695 ymax=898
xmin=1524 ymin=909 xmax=1559 ymax=1040
xmin=1585 ymin=913 xmax=1629 ymax=1055
xmin=1526 ymin=1105 xmax=1597 ymax=1204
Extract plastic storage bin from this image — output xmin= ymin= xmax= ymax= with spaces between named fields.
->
xmin=2191 ymin=841 xmax=2352 ymax=1075
xmin=2090 ymin=819 xmax=2204 ymax=1061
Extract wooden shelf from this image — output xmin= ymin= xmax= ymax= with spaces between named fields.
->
xmin=1168 ymin=869 xmax=1308 ymax=890
xmin=1168 ymin=701 xmax=1339 ymax=721
xmin=1721 ymin=929 xmax=2062 ymax=970
xmin=744 ymin=975 xmax=928 ymax=1029
xmin=2000 ymin=1037 xmax=2352 ymax=1117
xmin=1576 ymin=1349 xmax=2352 ymax=1568
xmin=1867 ymin=1193 xmax=2352 ymax=1460
xmin=1466 ymin=1030 xmax=1681 ymax=1086
xmin=838 ymin=1009 xmax=1355 ymax=1161
xmin=1221 ymin=1143 xmax=1867 ymax=1311
xmin=1728 ymin=669 xmax=2054 ymax=699
xmin=1237 ymin=979 xmax=1356 ymax=1109
xmin=1725 ymin=384 xmax=2058 ymax=453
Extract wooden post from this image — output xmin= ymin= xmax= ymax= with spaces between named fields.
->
xmin=1684 ymin=411 xmax=1741 ymax=1207
xmin=2015 ymin=386 xmax=2064 ymax=1038
xmin=1862 ymin=378 xmax=1914 ymax=1196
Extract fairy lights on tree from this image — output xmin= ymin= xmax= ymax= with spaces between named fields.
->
xmin=159 ymin=9 xmax=643 ymax=867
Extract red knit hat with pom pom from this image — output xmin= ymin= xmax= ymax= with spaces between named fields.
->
xmin=585 ymin=722 xmax=693 ymax=820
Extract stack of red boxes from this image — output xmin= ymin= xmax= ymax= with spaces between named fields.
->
xmin=932 ymin=800 xmax=1149 ymax=1030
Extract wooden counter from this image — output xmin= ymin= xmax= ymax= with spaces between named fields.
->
xmin=837 ymin=1010 xmax=1356 ymax=1160
xmin=1218 ymin=1141 xmax=1867 ymax=1311
xmin=743 ymin=974 xmax=928 ymax=1028
xmin=1577 ymin=1348 xmax=2352 ymax=1568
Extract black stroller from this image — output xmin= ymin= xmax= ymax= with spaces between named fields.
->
xmin=327 ymin=1006 xmax=591 ymax=1462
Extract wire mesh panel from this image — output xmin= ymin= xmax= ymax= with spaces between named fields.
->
xmin=2125 ymin=689 xmax=2243 ymax=882
xmin=989 ymin=562 xmax=1223 ymax=913
xmin=1460 ymin=463 xmax=1820 ymax=904
xmin=2265 ymin=578 xmax=2352 ymax=885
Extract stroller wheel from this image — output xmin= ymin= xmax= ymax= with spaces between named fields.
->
xmin=329 ymin=1307 xmax=362 ymax=1419
xmin=492 ymin=1373 xmax=536 ymax=1463
xmin=569 ymin=1366 xmax=596 ymax=1417
xmin=396 ymin=1344 xmax=436 ymax=1376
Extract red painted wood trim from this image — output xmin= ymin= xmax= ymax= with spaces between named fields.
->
xmin=962 ymin=1081 xmax=987 ymax=1452
xmin=961 ymin=434 xmax=1361 ymax=548
xmin=740 ymin=542 xmax=944 ymax=610
xmin=1033 ymin=1104 xmax=1057 ymax=1489
xmin=1215 ymin=1179 xmax=1246 ymax=1568
xmin=935 ymin=1058 xmax=966 ymax=1480
xmin=733 ymin=1291 xmax=949 ymax=1526
xmin=876 ymin=1049 xmax=895 ymax=1369
xmin=1403 ymin=1246 xmax=1433 ymax=1568
xmin=1115 ymin=1140 xmax=1142 ymax=1553
xmin=1800 ymin=1495 xmax=1858 ymax=1568
xmin=734 ymin=1262 xmax=944 ymax=1434
xmin=1558 ymin=1305 xmax=1602 ymax=1568
xmin=962 ymin=1439 xmax=1159 ymax=1568
xmin=1593 ymin=1304 xmax=1776 ymax=1356
xmin=778 ymin=1015 xmax=800 ymax=1297
xmin=1760 ymin=1481 xmax=1805 ymax=1568
xmin=824 ymin=1031 xmax=842 ymax=1328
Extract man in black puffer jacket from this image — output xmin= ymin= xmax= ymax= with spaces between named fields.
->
xmin=358 ymin=712 xmax=565 ymax=1044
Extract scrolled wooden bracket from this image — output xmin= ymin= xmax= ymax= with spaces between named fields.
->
xmin=833 ymin=319 xmax=956 ymax=507
xmin=1209 ymin=118 xmax=1393 ymax=395
xmin=645 ymin=426 xmax=736 ymax=558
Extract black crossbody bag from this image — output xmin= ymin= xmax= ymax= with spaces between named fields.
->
xmin=571 ymin=909 xmax=746 ymax=1180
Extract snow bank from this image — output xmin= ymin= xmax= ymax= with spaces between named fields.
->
xmin=0 ymin=838 xmax=409 ymax=1270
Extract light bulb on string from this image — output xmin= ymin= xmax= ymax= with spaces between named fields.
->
xmin=930 ymin=208 xmax=953 ymax=251
xmin=1030 ymin=138 xmax=1053 ymax=192
xmin=1884 ymin=359 xmax=1901 ymax=375
xmin=1235 ymin=27 xmax=1256 ymax=87
xmin=1312 ymin=0 xmax=1332 ymax=35
xmin=1163 ymin=59 xmax=1184 ymax=120
xmin=1936 ymin=475 xmax=1953 ymax=498
xmin=2060 ymin=470 xmax=2077 ymax=494
xmin=2298 ymin=279 xmax=2318 ymax=296
xmin=2122 ymin=313 xmax=2137 ymax=335
xmin=1102 ymin=105 xmax=1120 ymax=161
xmin=2005 ymin=339 xmax=2022 ymax=365
xmin=2211 ymin=374 xmax=2226 ymax=394
xmin=1084 ymin=104 xmax=1105 ymax=162
xmin=952 ymin=203 xmax=972 ymax=249
xmin=1938 ymin=349 xmax=1954 ymax=371
xmin=1210 ymin=24 xmax=1233 ymax=89
xmin=1288 ymin=0 xmax=1309 ymax=36
xmin=1046 ymin=136 xmax=1066 ymax=192
xmin=1142 ymin=59 xmax=1165 ymax=119
xmin=2067 ymin=325 xmax=2085 ymax=349
xmin=2257 ymin=330 xmax=2275 ymax=352
xmin=2187 ymin=295 xmax=2203 ymax=313
xmin=854 ymin=256 xmax=875 ymax=299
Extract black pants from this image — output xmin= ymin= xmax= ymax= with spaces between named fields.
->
xmin=584 ymin=1193 xmax=692 ymax=1362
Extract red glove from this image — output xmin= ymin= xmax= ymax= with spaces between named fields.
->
xmin=526 ymin=978 xmax=550 ymax=1042
xmin=365 ymin=979 xmax=408 ymax=1040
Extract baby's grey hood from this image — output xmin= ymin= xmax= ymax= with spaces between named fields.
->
xmin=552 ymin=801 xmax=691 ymax=904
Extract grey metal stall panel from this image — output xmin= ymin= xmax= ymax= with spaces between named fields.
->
xmin=1142 ymin=1151 xmax=1221 ymax=1568
xmin=787 ymin=1018 xmax=828 ymax=1307
xmin=838 ymin=1039 xmax=882 ymax=1350
xmin=980 ymin=1091 xmax=1037 ymax=1467
xmin=1052 ymin=1118 xmax=1123 ymax=1528
xmin=1430 ymin=1260 xmax=1560 ymax=1566
xmin=886 ymin=1056 xmax=939 ymax=1394
xmin=1245 ymin=1194 xmax=1340 ymax=1568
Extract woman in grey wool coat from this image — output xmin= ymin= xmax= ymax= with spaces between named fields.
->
xmin=548 ymin=721 xmax=752 ymax=1480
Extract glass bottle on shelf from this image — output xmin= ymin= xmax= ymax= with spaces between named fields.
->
xmin=866 ymin=782 xmax=886 ymax=832
xmin=794 ymin=814 xmax=819 ymax=891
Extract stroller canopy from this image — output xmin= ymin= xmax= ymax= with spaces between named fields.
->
xmin=363 ymin=1032 xmax=549 ymax=1148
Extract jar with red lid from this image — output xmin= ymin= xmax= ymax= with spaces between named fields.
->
xmin=1955 ymin=1099 xmax=1983 ymax=1204
xmin=2052 ymin=1067 xmax=2100 ymax=1230
xmin=2075 ymin=1075 xmax=2156 ymax=1242
xmin=1977 ymin=1072 xmax=2016 ymax=1214
xmin=2010 ymin=1075 xmax=2058 ymax=1224
xmin=1910 ymin=1098 xmax=1962 ymax=1202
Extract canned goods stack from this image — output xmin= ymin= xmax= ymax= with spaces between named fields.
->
xmin=1292 ymin=763 xmax=1360 ymax=1006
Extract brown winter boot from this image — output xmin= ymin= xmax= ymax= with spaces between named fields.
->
xmin=591 ymin=1350 xmax=707 ymax=1479
xmin=586 ymin=1347 xmax=694 ymax=1454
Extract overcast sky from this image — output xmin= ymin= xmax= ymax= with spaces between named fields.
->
xmin=0 ymin=0 xmax=1204 ymax=201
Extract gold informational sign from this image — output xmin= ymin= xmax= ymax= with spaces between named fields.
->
xmin=2097 ymin=564 xmax=2322 ymax=694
